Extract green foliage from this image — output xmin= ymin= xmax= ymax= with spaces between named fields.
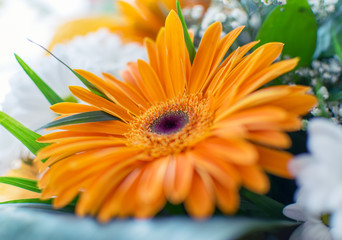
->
xmin=41 ymin=111 xmax=121 ymax=129
xmin=332 ymin=30 xmax=342 ymax=64
xmin=241 ymin=189 xmax=287 ymax=220
xmin=0 ymin=177 xmax=40 ymax=193
xmin=0 ymin=199 xmax=51 ymax=205
xmin=176 ymin=0 xmax=196 ymax=64
xmin=314 ymin=2 xmax=342 ymax=59
xmin=256 ymin=0 xmax=317 ymax=67
xmin=14 ymin=54 xmax=64 ymax=105
xmin=0 ymin=111 xmax=49 ymax=155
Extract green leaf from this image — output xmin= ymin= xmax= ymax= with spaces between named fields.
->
xmin=0 ymin=207 xmax=297 ymax=240
xmin=73 ymin=71 xmax=109 ymax=100
xmin=41 ymin=111 xmax=121 ymax=129
xmin=314 ymin=2 xmax=342 ymax=59
xmin=255 ymin=0 xmax=317 ymax=67
xmin=0 ymin=177 xmax=40 ymax=193
xmin=241 ymin=189 xmax=287 ymax=220
xmin=176 ymin=0 xmax=196 ymax=64
xmin=14 ymin=54 xmax=64 ymax=105
xmin=332 ymin=29 xmax=342 ymax=64
xmin=328 ymin=91 xmax=342 ymax=101
xmin=0 ymin=199 xmax=51 ymax=205
xmin=0 ymin=111 xmax=49 ymax=155
xmin=27 ymin=39 xmax=109 ymax=100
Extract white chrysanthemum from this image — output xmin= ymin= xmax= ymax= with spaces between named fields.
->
xmin=0 ymin=29 xmax=147 ymax=175
xmin=200 ymin=0 xmax=248 ymax=35
xmin=289 ymin=118 xmax=342 ymax=240
xmin=283 ymin=203 xmax=332 ymax=240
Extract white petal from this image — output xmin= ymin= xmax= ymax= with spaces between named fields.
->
xmin=330 ymin=210 xmax=342 ymax=240
xmin=308 ymin=119 xmax=342 ymax=164
xmin=283 ymin=204 xmax=308 ymax=221
xmin=301 ymin=221 xmax=332 ymax=240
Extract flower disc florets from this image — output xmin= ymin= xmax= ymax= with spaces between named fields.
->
xmin=126 ymin=94 xmax=213 ymax=157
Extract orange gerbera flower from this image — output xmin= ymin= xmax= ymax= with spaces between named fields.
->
xmin=49 ymin=0 xmax=210 ymax=49
xmin=113 ymin=0 xmax=210 ymax=43
xmin=37 ymin=11 xmax=316 ymax=222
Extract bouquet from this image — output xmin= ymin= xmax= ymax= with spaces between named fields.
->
xmin=0 ymin=0 xmax=340 ymax=239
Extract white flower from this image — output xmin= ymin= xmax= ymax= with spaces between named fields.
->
xmin=0 ymin=29 xmax=147 ymax=175
xmin=283 ymin=203 xmax=332 ymax=240
xmin=289 ymin=118 xmax=342 ymax=240
xmin=260 ymin=0 xmax=287 ymax=5
xmin=308 ymin=0 xmax=338 ymax=19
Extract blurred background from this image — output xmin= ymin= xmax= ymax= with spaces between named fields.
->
xmin=0 ymin=0 xmax=115 ymax=107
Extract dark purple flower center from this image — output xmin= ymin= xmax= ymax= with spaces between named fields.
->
xmin=150 ymin=111 xmax=189 ymax=135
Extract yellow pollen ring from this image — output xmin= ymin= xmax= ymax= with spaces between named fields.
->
xmin=126 ymin=94 xmax=213 ymax=157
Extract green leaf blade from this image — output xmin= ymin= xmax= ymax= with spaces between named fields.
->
xmin=255 ymin=0 xmax=317 ymax=67
xmin=14 ymin=54 xmax=64 ymax=105
xmin=0 ymin=111 xmax=49 ymax=155
xmin=41 ymin=111 xmax=121 ymax=129
xmin=176 ymin=0 xmax=196 ymax=64
xmin=241 ymin=189 xmax=287 ymax=220
xmin=0 ymin=177 xmax=41 ymax=193
xmin=0 ymin=198 xmax=51 ymax=205
xmin=332 ymin=29 xmax=342 ymax=64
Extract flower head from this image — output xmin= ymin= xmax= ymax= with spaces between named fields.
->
xmin=36 ymin=11 xmax=316 ymax=222
xmin=283 ymin=203 xmax=333 ymax=240
xmin=48 ymin=0 xmax=211 ymax=49
xmin=289 ymin=118 xmax=342 ymax=240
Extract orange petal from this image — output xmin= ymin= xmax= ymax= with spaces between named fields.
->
xmin=144 ymin=38 xmax=160 ymax=78
xmin=50 ymin=102 xmax=98 ymax=114
xmin=165 ymin=10 xmax=187 ymax=94
xmin=237 ymin=165 xmax=270 ymax=194
xmin=269 ymin=92 xmax=317 ymax=115
xmin=256 ymin=145 xmax=293 ymax=179
xmin=188 ymin=22 xmax=222 ymax=93
xmin=97 ymin=168 xmax=142 ymax=222
xmin=137 ymin=59 xmax=167 ymax=102
xmin=164 ymin=153 xmax=194 ymax=204
xmin=37 ymin=131 xmax=111 ymax=143
xmin=76 ymin=165 xmax=135 ymax=216
xmin=213 ymin=181 xmax=239 ymax=214
xmin=102 ymin=72 xmax=150 ymax=109
xmin=214 ymin=43 xmax=284 ymax=105
xmin=246 ymin=130 xmax=291 ymax=149
xmin=155 ymin=28 xmax=176 ymax=98
xmin=35 ymin=137 xmax=125 ymax=162
xmin=208 ymin=41 xmax=260 ymax=95
xmin=184 ymin=170 xmax=215 ymax=218
xmin=237 ymin=58 xmax=299 ymax=98
xmin=191 ymin=148 xmax=241 ymax=185
xmin=69 ymin=86 xmax=133 ymax=122
xmin=47 ymin=120 xmax=129 ymax=135
xmin=215 ymin=106 xmax=288 ymax=127
xmin=216 ymin=87 xmax=292 ymax=120
xmin=137 ymin=157 xmax=169 ymax=203
xmin=205 ymin=26 xmax=245 ymax=85
xmin=75 ymin=69 xmax=143 ymax=115
xmin=195 ymin=137 xmax=258 ymax=165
